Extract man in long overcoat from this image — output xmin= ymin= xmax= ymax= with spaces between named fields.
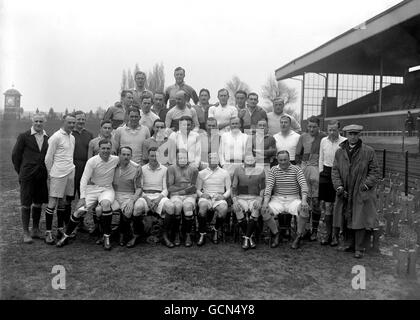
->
xmin=332 ymin=124 xmax=379 ymax=258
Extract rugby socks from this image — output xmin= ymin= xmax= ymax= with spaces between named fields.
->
xmin=183 ymin=217 xmax=193 ymax=234
xmin=101 ymin=210 xmax=113 ymax=236
xmin=64 ymin=204 xmax=72 ymax=226
xmin=119 ymin=212 xmax=128 ymax=235
xmin=56 ymin=206 xmax=65 ymax=229
xmin=238 ymin=218 xmax=247 ymax=235
xmin=45 ymin=207 xmax=55 ymax=231
xmin=214 ymin=216 xmax=224 ymax=231
xmin=132 ymin=215 xmax=144 ymax=236
xmin=64 ymin=214 xmax=81 ymax=236
xmin=198 ymin=215 xmax=207 ymax=234
xmin=246 ymin=219 xmax=257 ymax=238
xmin=31 ymin=206 xmax=42 ymax=230
xmin=173 ymin=215 xmax=181 ymax=235
xmin=297 ymin=215 xmax=308 ymax=236
xmin=21 ymin=207 xmax=31 ymax=233
xmin=264 ymin=216 xmax=278 ymax=235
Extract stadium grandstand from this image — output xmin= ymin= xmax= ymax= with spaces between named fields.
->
xmin=275 ymin=0 xmax=420 ymax=132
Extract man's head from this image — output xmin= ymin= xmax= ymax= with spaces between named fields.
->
xmin=175 ymin=90 xmax=187 ymax=109
xmin=235 ymin=90 xmax=247 ymax=108
xmin=343 ymin=124 xmax=363 ymax=145
xmin=244 ymin=155 xmax=256 ymax=168
xmin=100 ymin=120 xmax=113 ymax=138
xmin=32 ymin=114 xmax=46 ymax=133
xmin=153 ymin=118 xmax=166 ymax=138
xmin=119 ymin=146 xmax=132 ymax=165
xmin=199 ymin=88 xmax=210 ymax=105
xmin=153 ymin=92 xmax=165 ymax=108
xmin=148 ymin=146 xmax=158 ymax=165
xmin=280 ymin=115 xmax=291 ymax=133
xmin=217 ymin=89 xmax=229 ymax=106
xmin=121 ymin=90 xmax=134 ymax=107
xmin=247 ymin=92 xmax=259 ymax=109
xmin=134 ymin=71 xmax=147 ymax=88
xmin=127 ymin=107 xmax=140 ymax=127
xmin=140 ymin=92 xmax=153 ymax=114
xmin=98 ymin=139 xmax=112 ymax=161
xmin=174 ymin=67 xmax=185 ymax=85
xmin=179 ymin=116 xmax=193 ymax=135
xmin=74 ymin=111 xmax=86 ymax=131
xmin=206 ymin=117 xmax=218 ymax=132
xmin=208 ymin=152 xmax=219 ymax=169
xmin=327 ymin=120 xmax=340 ymax=140
xmin=307 ymin=116 xmax=320 ymax=137
xmin=230 ymin=117 xmax=241 ymax=131
xmin=62 ymin=114 xmax=76 ymax=133
xmin=273 ymin=98 xmax=285 ymax=115
xmin=277 ymin=150 xmax=290 ymax=170
xmin=257 ymin=119 xmax=268 ymax=135
xmin=176 ymin=149 xmax=188 ymax=168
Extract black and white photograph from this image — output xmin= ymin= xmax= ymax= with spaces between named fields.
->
xmin=1 ymin=0 xmax=420 ymax=305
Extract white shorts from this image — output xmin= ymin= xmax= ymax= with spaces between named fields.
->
xmin=198 ymin=194 xmax=227 ymax=210
xmin=236 ymin=195 xmax=262 ymax=219
xmin=170 ymin=195 xmax=196 ymax=209
xmin=49 ymin=169 xmax=75 ymax=198
xmin=112 ymin=192 xmax=134 ymax=213
xmin=268 ymin=195 xmax=303 ymax=217
xmin=135 ymin=193 xmax=170 ymax=216
xmin=85 ymin=186 xmax=115 ymax=210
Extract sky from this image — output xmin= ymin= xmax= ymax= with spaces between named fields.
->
xmin=0 ymin=0 xmax=403 ymax=113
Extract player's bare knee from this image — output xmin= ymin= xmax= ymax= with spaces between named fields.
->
xmin=164 ymin=202 xmax=175 ymax=215
xmin=100 ymin=200 xmax=111 ymax=211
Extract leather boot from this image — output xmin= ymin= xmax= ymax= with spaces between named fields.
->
xmin=185 ymin=233 xmax=192 ymax=247
xmin=330 ymin=227 xmax=339 ymax=246
xmin=249 ymin=236 xmax=256 ymax=249
xmin=173 ymin=216 xmax=181 ymax=246
xmin=103 ymin=234 xmax=111 ymax=251
xmin=271 ymin=232 xmax=281 ymax=248
xmin=242 ymin=237 xmax=250 ymax=250
xmin=212 ymin=228 xmax=219 ymax=244
xmin=371 ymin=229 xmax=380 ymax=253
xmin=162 ymin=214 xmax=174 ymax=248
xmin=291 ymin=235 xmax=302 ymax=249
xmin=321 ymin=215 xmax=332 ymax=245
xmin=45 ymin=231 xmax=55 ymax=245
xmin=197 ymin=233 xmax=206 ymax=246
xmin=126 ymin=234 xmax=139 ymax=248
xmin=246 ymin=219 xmax=257 ymax=249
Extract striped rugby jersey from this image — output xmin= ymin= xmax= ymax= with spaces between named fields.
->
xmin=264 ymin=164 xmax=308 ymax=198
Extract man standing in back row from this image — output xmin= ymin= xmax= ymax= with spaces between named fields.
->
xmin=165 ymin=67 xmax=199 ymax=108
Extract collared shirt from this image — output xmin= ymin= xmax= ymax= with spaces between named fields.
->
xmin=232 ymin=165 xmax=265 ymax=196
xmin=273 ymin=130 xmax=301 ymax=161
xmin=72 ymin=128 xmax=94 ymax=162
xmin=30 ymin=127 xmax=47 ymax=151
xmin=80 ymin=155 xmax=119 ymax=199
xmin=45 ymin=128 xmax=75 ymax=178
xmin=165 ymin=83 xmax=199 ymax=106
xmin=113 ymin=124 xmax=150 ymax=164
xmin=142 ymin=135 xmax=170 ymax=165
xmin=113 ymin=160 xmax=142 ymax=194
xmin=103 ymin=104 xmax=128 ymax=129
xmin=168 ymin=130 xmax=201 ymax=167
xmin=151 ymin=105 xmax=168 ymax=123
xmin=267 ymin=112 xmax=301 ymax=135
xmin=264 ymin=164 xmax=308 ymax=198
xmin=141 ymin=163 xmax=168 ymax=197
xmin=241 ymin=106 xmax=267 ymax=132
xmin=140 ymin=110 xmax=160 ymax=134
xmin=296 ymin=132 xmax=327 ymax=167
xmin=196 ymin=166 xmax=231 ymax=195
xmin=167 ymin=164 xmax=199 ymax=196
xmin=208 ymin=105 xmax=238 ymax=132
xmin=219 ymin=130 xmax=251 ymax=165
xmin=319 ymin=135 xmax=347 ymax=172
xmin=165 ymin=106 xmax=200 ymax=131
xmin=88 ymin=135 xmax=116 ymax=158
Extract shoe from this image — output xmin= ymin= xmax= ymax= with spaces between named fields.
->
xmin=242 ymin=237 xmax=250 ymax=250
xmin=119 ymin=233 xmax=126 ymax=246
xmin=45 ymin=231 xmax=55 ymax=245
xmin=344 ymin=246 xmax=355 ymax=253
xmin=162 ymin=232 xmax=174 ymax=248
xmin=126 ymin=235 xmax=139 ymax=248
xmin=55 ymin=235 xmax=69 ymax=247
xmin=23 ymin=232 xmax=33 ymax=244
xmin=68 ymin=230 xmax=77 ymax=239
xmin=30 ymin=228 xmax=43 ymax=239
xmin=56 ymin=228 xmax=64 ymax=241
xmin=197 ymin=233 xmax=206 ymax=246
xmin=321 ymin=238 xmax=330 ymax=245
xmin=271 ymin=232 xmax=280 ymax=248
xmin=185 ymin=233 xmax=192 ymax=247
xmin=174 ymin=232 xmax=181 ymax=246
xmin=103 ymin=235 xmax=111 ymax=251
xmin=249 ymin=236 xmax=256 ymax=249
xmin=291 ymin=236 xmax=301 ymax=249
xmin=330 ymin=235 xmax=339 ymax=247
xmin=95 ymin=236 xmax=104 ymax=245
xmin=212 ymin=229 xmax=219 ymax=244
xmin=354 ymin=250 xmax=363 ymax=259
xmin=309 ymin=230 xmax=318 ymax=242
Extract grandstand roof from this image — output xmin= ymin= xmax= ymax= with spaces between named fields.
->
xmin=275 ymin=0 xmax=420 ymax=80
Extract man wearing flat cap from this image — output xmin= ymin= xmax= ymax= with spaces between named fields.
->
xmin=331 ymin=124 xmax=379 ymax=258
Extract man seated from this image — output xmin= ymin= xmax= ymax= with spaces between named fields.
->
xmin=111 ymin=146 xmax=142 ymax=248
xmin=232 ymin=155 xmax=270 ymax=250
xmin=167 ymin=150 xmax=199 ymax=247
xmin=196 ymin=153 xmax=231 ymax=246
xmin=262 ymin=150 xmax=310 ymax=249
xmin=56 ymin=140 xmax=120 ymax=250
xmin=134 ymin=147 xmax=175 ymax=248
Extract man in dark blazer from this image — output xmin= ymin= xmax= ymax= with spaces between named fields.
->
xmin=12 ymin=113 xmax=49 ymax=243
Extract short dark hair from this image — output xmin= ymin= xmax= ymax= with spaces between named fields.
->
xmin=134 ymin=71 xmax=146 ymax=78
xmin=63 ymin=114 xmax=75 ymax=120
xmin=199 ymin=88 xmax=210 ymax=97
xmin=280 ymin=115 xmax=291 ymax=123
xmin=327 ymin=120 xmax=340 ymax=128
xmin=179 ymin=115 xmax=193 ymax=122
xmin=148 ymin=146 xmax=158 ymax=154
xmin=99 ymin=139 xmax=112 ymax=147
xmin=154 ymin=91 xmax=165 ymax=97
xmin=74 ymin=110 xmax=85 ymax=117
xmin=307 ymin=116 xmax=320 ymax=126
xmin=174 ymin=67 xmax=185 ymax=74
xmin=127 ymin=107 xmax=140 ymax=115
xmin=206 ymin=117 xmax=218 ymax=125
xmin=248 ymin=92 xmax=259 ymax=99
xmin=140 ymin=91 xmax=153 ymax=104
xmin=276 ymin=150 xmax=290 ymax=157
xmin=119 ymin=146 xmax=132 ymax=155
xmin=100 ymin=120 xmax=112 ymax=127
xmin=121 ymin=90 xmax=133 ymax=98
xmin=218 ymin=88 xmax=229 ymax=96
xmin=235 ymin=90 xmax=247 ymax=97
xmin=153 ymin=118 xmax=165 ymax=127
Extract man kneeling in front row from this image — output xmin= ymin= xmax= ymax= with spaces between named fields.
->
xmin=56 ymin=140 xmax=119 ymax=250
xmin=262 ymin=150 xmax=310 ymax=249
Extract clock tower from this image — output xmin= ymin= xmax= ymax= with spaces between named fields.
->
xmin=3 ymin=87 xmax=22 ymax=120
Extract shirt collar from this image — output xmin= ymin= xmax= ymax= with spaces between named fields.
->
xmin=147 ymin=162 xmax=161 ymax=170
xmin=124 ymin=124 xmax=141 ymax=131
xmin=59 ymin=128 xmax=71 ymax=135
xmin=31 ymin=127 xmax=47 ymax=136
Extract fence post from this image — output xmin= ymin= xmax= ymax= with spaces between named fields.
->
xmin=382 ymin=149 xmax=386 ymax=179
xmin=405 ymin=150 xmax=409 ymax=196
